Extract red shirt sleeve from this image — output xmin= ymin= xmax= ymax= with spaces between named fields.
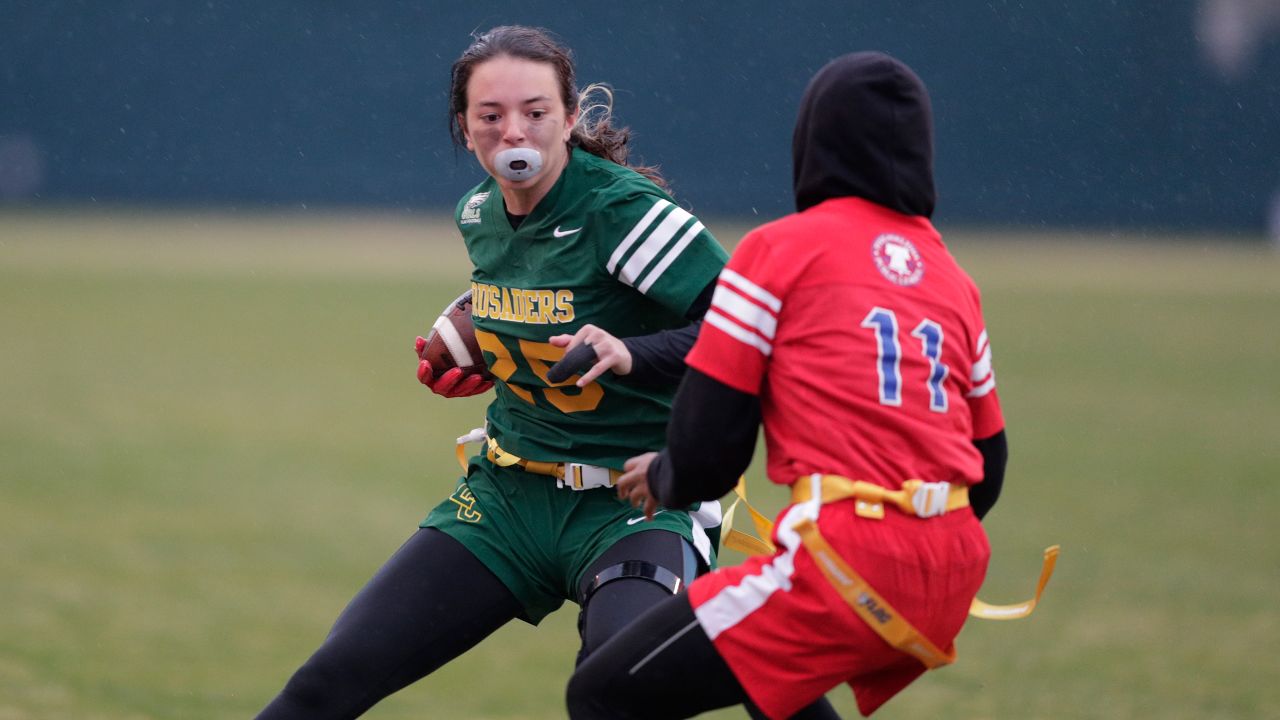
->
xmin=685 ymin=230 xmax=784 ymax=396
xmin=965 ymin=325 xmax=1005 ymax=439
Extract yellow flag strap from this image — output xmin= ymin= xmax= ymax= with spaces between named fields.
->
xmin=455 ymin=427 xmax=488 ymax=472
xmin=722 ymin=479 xmax=1059 ymax=621
xmin=721 ymin=477 xmax=778 ymax=557
xmin=792 ymin=475 xmax=968 ymax=520
xmin=793 ymin=518 xmax=956 ymax=669
xmin=968 ymin=545 xmax=1060 ymax=620
xmin=454 ymin=430 xmax=620 ymax=491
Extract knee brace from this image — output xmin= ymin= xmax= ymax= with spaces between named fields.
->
xmin=581 ymin=560 xmax=683 ymax=605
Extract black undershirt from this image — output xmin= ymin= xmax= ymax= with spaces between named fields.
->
xmin=649 ymin=369 xmax=1008 ymax=520
xmin=620 ymin=280 xmax=715 ymax=385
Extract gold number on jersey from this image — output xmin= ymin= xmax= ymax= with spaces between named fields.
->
xmin=474 ymin=329 xmax=604 ymax=413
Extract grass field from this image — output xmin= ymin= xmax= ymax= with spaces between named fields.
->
xmin=3 ymin=210 xmax=1278 ymax=719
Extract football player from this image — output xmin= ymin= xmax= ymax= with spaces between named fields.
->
xmin=256 ymin=26 xmax=848 ymax=719
xmin=567 ymin=52 xmax=1008 ymax=719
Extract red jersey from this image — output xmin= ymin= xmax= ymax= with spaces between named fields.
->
xmin=686 ymin=196 xmax=1003 ymax=490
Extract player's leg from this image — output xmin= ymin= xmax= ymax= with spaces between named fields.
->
xmin=570 ymin=593 xmax=842 ymax=719
xmin=575 ymin=528 xmax=702 ymax=662
xmin=573 ymin=530 xmax=841 ymax=719
xmin=255 ymin=527 xmax=523 ymax=720
xmin=567 ymin=591 xmax=749 ymax=718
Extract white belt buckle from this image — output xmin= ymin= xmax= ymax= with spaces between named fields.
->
xmin=566 ymin=463 xmax=614 ymax=491
xmin=911 ymin=481 xmax=951 ymax=518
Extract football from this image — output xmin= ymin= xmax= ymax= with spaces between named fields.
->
xmin=420 ymin=290 xmax=493 ymax=380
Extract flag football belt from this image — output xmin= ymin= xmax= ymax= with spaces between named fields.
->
xmin=790 ymin=474 xmax=970 ymax=520
xmin=791 ymin=474 xmax=967 ymax=668
xmin=454 ymin=428 xmax=621 ymax=491
xmin=791 ymin=515 xmax=956 ymax=668
xmin=721 ymin=475 xmax=1059 ymax=628
xmin=789 ymin=473 xmax=1060 ymax=669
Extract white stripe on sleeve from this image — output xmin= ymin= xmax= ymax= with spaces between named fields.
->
xmin=619 ymin=206 xmax=694 ymax=287
xmin=607 ymin=199 xmax=671 ymax=274
xmin=711 ymin=284 xmax=777 ymax=340
xmin=719 ymin=268 xmax=781 ymax=312
xmin=637 ymin=221 xmax=704 ymax=294
xmin=967 ymin=329 xmax=996 ymax=398
xmin=705 ymin=309 xmax=773 ymax=357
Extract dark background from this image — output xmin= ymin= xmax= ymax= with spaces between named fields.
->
xmin=3 ymin=1 xmax=1278 ymax=233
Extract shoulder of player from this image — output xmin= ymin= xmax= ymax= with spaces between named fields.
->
xmin=578 ymin=179 xmax=689 ymax=247
xmin=734 ymin=209 xmax=831 ymax=257
xmin=454 ymin=178 xmax=499 ymax=222
xmin=571 ymin=151 xmax=674 ymax=210
xmin=727 ymin=209 xmax=883 ymax=300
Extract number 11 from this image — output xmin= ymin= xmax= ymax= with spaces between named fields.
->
xmin=860 ymin=307 xmax=949 ymax=412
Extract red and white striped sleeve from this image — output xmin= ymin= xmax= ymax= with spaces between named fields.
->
xmin=965 ymin=326 xmax=1005 ymax=439
xmin=686 ymin=235 xmax=783 ymax=395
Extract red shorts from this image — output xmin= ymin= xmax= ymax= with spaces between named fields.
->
xmin=688 ymin=498 xmax=990 ymax=718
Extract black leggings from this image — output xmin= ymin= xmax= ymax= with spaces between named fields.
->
xmin=255 ymin=527 xmax=701 ymax=719
xmin=566 ymin=594 xmax=843 ymax=720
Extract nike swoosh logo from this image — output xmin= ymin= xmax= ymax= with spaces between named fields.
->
xmin=627 ymin=510 xmax=666 ymax=525
xmin=553 ymin=226 xmax=582 ymax=238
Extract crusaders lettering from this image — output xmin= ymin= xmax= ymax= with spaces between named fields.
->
xmin=471 ymin=281 xmax=575 ymax=325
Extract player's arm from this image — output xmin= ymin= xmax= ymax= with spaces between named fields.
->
xmin=969 ymin=429 xmax=1007 ymax=520
xmin=548 ymin=279 xmax=716 ymax=387
xmin=645 ymin=367 xmax=760 ymax=508
xmin=560 ymin=191 xmax=727 ymax=387
xmin=618 ymin=279 xmax=715 ymax=385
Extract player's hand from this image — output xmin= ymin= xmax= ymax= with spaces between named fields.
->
xmin=548 ymin=324 xmax=631 ymax=387
xmin=415 ymin=336 xmax=494 ymax=398
xmin=618 ymin=452 xmax=660 ymax=520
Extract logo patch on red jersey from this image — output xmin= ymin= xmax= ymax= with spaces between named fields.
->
xmin=872 ymin=234 xmax=924 ymax=286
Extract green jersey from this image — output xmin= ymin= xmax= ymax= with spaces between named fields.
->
xmin=456 ymin=148 xmax=728 ymax=469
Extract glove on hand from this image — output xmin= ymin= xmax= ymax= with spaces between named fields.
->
xmin=415 ymin=336 xmax=494 ymax=398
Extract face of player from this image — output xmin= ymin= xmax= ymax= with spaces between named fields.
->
xmin=459 ymin=55 xmax=577 ymax=214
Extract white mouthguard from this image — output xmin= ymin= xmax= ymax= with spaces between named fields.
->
xmin=494 ymin=147 xmax=544 ymax=181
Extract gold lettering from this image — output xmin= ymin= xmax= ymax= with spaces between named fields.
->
xmin=536 ymin=290 xmax=555 ymax=324
xmin=488 ymin=285 xmax=502 ymax=319
xmin=499 ymin=287 xmax=513 ymax=321
xmin=511 ymin=290 xmax=528 ymax=323
xmin=555 ymin=290 xmax=575 ymax=323
xmin=467 ymin=283 xmax=575 ymax=325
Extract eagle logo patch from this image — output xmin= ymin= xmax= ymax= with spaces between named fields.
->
xmin=460 ymin=191 xmax=490 ymax=226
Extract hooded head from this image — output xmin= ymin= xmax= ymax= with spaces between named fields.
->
xmin=791 ymin=52 xmax=936 ymax=217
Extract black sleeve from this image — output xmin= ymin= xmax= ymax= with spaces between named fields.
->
xmin=647 ymin=368 xmax=760 ymax=508
xmin=620 ymin=279 xmax=717 ymax=386
xmin=969 ymin=430 xmax=1007 ymax=520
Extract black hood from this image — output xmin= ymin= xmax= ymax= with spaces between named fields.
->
xmin=792 ymin=52 xmax=936 ymax=217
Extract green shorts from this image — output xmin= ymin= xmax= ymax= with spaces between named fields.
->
xmin=422 ymin=456 xmax=719 ymax=624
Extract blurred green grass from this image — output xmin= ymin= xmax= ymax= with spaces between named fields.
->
xmin=2 ymin=211 xmax=1277 ymax=719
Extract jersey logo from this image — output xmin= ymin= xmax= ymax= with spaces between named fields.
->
xmin=552 ymin=225 xmax=582 ymax=238
xmin=627 ymin=510 xmax=667 ymax=525
xmin=872 ymin=234 xmax=924 ymax=287
xmin=448 ymin=484 xmax=483 ymax=523
xmin=460 ymin=192 xmax=490 ymax=226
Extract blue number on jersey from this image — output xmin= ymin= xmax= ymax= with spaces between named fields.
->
xmin=860 ymin=307 xmax=902 ymax=406
xmin=911 ymin=319 xmax=949 ymax=412
xmin=862 ymin=308 xmax=950 ymax=412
